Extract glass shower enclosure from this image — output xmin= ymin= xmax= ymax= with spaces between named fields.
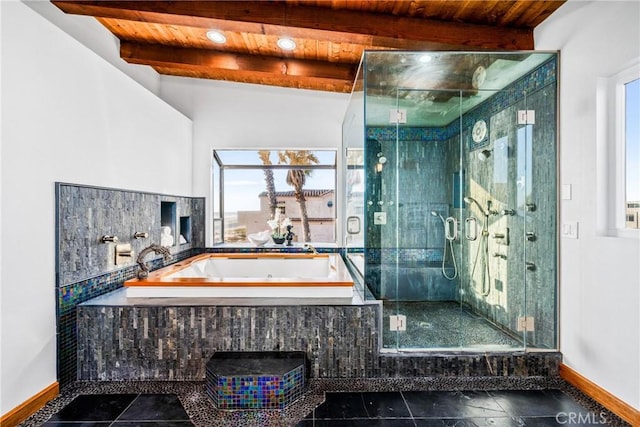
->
xmin=343 ymin=51 xmax=558 ymax=352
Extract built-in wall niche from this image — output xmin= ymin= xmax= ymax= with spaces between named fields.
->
xmin=179 ymin=216 xmax=191 ymax=244
xmin=160 ymin=201 xmax=176 ymax=247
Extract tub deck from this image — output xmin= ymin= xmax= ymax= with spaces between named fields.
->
xmin=125 ymin=252 xmax=354 ymax=298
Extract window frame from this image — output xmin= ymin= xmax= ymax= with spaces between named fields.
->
xmin=211 ymin=149 xmax=338 ymax=244
xmin=599 ymin=62 xmax=640 ymax=238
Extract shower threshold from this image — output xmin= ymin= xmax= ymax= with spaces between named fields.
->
xmin=382 ymin=301 xmax=523 ymax=350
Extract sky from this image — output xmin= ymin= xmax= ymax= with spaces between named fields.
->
xmin=626 ymin=78 xmax=640 ymax=202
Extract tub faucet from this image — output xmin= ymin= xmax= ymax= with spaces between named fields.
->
xmin=136 ymin=244 xmax=172 ymax=279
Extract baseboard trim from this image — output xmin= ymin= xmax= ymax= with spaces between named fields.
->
xmin=560 ymin=363 xmax=640 ymax=425
xmin=0 ymin=382 xmax=59 ymax=427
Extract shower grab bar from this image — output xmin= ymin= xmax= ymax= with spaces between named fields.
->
xmin=445 ymin=217 xmax=458 ymax=241
xmin=465 ymin=217 xmax=478 ymax=241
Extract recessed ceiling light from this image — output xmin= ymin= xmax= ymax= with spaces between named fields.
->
xmin=277 ymin=37 xmax=296 ymax=51
xmin=206 ymin=30 xmax=226 ymax=44
xmin=418 ymin=54 xmax=433 ymax=63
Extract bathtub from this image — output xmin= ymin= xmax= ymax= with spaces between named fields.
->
xmin=124 ymin=252 xmax=354 ymax=298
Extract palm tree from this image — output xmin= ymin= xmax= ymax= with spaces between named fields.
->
xmin=278 ymin=150 xmax=319 ymax=242
xmin=258 ymin=150 xmax=278 ymax=217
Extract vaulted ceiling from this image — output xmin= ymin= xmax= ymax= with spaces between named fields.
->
xmin=51 ymin=1 xmax=566 ymax=93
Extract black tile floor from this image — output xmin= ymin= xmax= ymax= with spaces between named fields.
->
xmin=42 ymin=393 xmax=193 ymax=426
xmin=33 ymin=387 xmax=627 ymax=427
xmin=298 ymin=390 xmax=617 ymax=426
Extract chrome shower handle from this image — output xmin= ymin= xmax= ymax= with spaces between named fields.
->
xmin=445 ymin=217 xmax=458 ymax=241
xmin=465 ymin=217 xmax=478 ymax=241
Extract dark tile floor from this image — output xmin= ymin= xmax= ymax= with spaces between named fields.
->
xmin=36 ymin=388 xmax=624 ymax=427
xmin=298 ymin=390 xmax=617 ymax=426
xmin=42 ymin=393 xmax=194 ymax=426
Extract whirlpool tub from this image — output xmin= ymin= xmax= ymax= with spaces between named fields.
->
xmin=124 ymin=252 xmax=354 ymax=298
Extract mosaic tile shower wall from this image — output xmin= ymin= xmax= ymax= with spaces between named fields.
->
xmin=460 ymin=83 xmax=558 ymax=349
xmin=56 ymin=183 xmax=205 ymax=386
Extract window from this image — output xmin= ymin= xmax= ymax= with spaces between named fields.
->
xmin=212 ymin=150 xmax=337 ymax=244
xmin=624 ymin=77 xmax=639 ymax=229
xmin=599 ymin=63 xmax=640 ymax=236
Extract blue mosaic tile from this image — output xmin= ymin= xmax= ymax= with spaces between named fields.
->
xmin=205 ymin=352 xmax=307 ymax=410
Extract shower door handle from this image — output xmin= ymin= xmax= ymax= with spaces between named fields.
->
xmin=445 ymin=217 xmax=458 ymax=241
xmin=465 ymin=217 xmax=478 ymax=241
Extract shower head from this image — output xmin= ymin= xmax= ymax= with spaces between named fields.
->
xmin=464 ymin=196 xmax=489 ymax=217
xmin=431 ymin=211 xmax=446 ymax=223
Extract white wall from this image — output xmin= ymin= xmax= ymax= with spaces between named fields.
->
xmin=24 ymin=0 xmax=161 ymax=96
xmin=160 ymin=77 xmax=350 ymax=245
xmin=535 ymin=0 xmax=640 ymax=410
xmin=0 ymin=1 xmax=192 ymax=414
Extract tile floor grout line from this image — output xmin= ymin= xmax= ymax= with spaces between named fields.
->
xmin=399 ymin=390 xmax=418 ymax=426
xmin=109 ymin=393 xmax=141 ymax=425
xmin=359 ymin=391 xmax=371 ymax=419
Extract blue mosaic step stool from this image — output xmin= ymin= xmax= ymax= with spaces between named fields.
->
xmin=205 ymin=351 xmax=307 ymax=410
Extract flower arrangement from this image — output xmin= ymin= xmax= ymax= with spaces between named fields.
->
xmin=267 ymin=208 xmax=291 ymax=240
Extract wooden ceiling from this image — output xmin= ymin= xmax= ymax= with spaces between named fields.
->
xmin=51 ymin=1 xmax=565 ymax=93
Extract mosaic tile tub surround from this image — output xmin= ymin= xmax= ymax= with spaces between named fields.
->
xmin=206 ymin=351 xmax=307 ymax=410
xmin=77 ymin=303 xmax=380 ymax=381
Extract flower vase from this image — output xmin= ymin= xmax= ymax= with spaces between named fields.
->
xmin=272 ymin=237 xmax=285 ymax=245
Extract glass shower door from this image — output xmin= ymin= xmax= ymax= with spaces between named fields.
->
xmin=383 ymin=88 xmax=465 ymax=350
xmin=459 ymin=87 xmax=528 ymax=350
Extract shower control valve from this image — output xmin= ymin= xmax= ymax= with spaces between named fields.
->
xmin=526 ymin=231 xmax=537 ymax=241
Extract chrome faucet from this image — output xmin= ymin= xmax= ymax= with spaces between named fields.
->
xmin=136 ymin=244 xmax=172 ymax=279
xmin=303 ymin=244 xmax=318 ymax=255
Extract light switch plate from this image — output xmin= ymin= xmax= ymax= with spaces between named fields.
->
xmin=374 ymin=212 xmax=387 ymax=225
xmin=561 ymin=221 xmax=579 ymax=239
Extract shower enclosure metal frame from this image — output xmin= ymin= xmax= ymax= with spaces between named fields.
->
xmin=343 ymin=50 xmax=560 ymax=353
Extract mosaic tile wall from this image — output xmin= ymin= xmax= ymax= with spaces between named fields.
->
xmin=76 ymin=301 xmax=561 ymax=380
xmin=57 ymin=183 xmax=205 ymax=285
xmin=56 ymin=183 xmax=206 ymax=386
xmin=459 ymin=83 xmax=558 ymax=349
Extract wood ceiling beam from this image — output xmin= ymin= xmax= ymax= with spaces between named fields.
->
xmin=153 ymin=66 xmax=354 ymax=93
xmin=52 ymin=1 xmax=533 ymax=50
xmin=120 ymin=41 xmax=357 ymax=83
